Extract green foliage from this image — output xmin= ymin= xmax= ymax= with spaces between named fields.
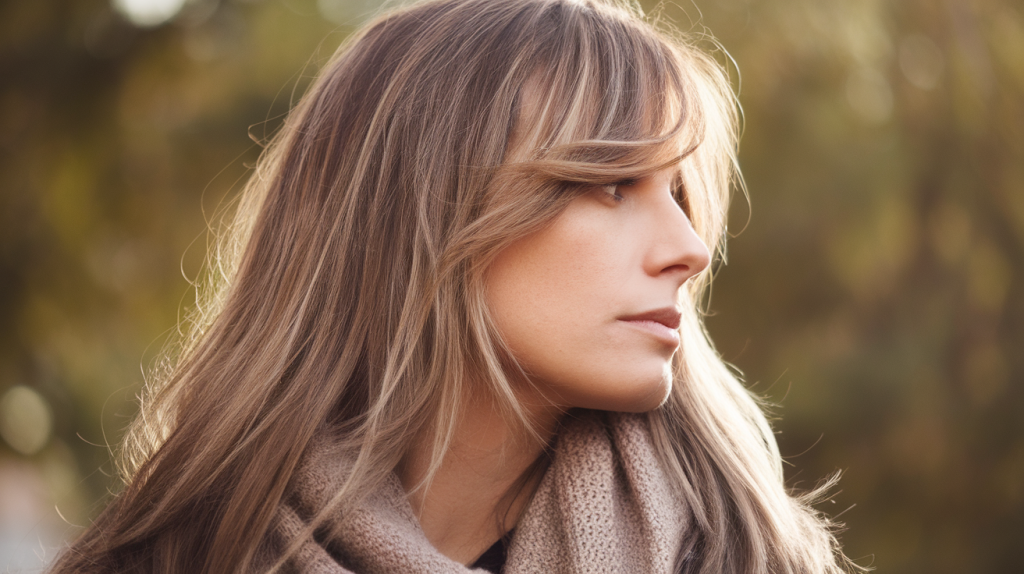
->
xmin=0 ymin=0 xmax=1021 ymax=571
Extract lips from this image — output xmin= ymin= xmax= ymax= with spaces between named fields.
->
xmin=616 ymin=307 xmax=683 ymax=346
xmin=617 ymin=307 xmax=682 ymax=330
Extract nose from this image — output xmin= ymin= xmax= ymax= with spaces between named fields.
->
xmin=644 ymin=189 xmax=711 ymax=287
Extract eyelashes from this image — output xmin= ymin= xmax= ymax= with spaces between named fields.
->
xmin=603 ymin=178 xmax=638 ymax=202
xmin=673 ymin=180 xmax=692 ymax=216
xmin=593 ymin=176 xmax=690 ymax=214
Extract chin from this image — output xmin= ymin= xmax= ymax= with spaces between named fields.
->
xmin=532 ymin=358 xmax=675 ymax=413
xmin=618 ymin=378 xmax=672 ymax=413
xmin=586 ymin=367 xmax=673 ymax=414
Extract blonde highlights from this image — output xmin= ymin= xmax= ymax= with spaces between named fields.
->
xmin=50 ymin=1 xmax=852 ymax=573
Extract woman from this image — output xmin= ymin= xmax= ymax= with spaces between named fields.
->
xmin=51 ymin=0 xmax=853 ymax=572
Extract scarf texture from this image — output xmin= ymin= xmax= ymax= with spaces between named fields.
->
xmin=255 ymin=412 xmax=690 ymax=573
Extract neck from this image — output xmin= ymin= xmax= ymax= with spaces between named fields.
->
xmin=398 ymin=387 xmax=563 ymax=565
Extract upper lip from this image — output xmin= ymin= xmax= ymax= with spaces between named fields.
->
xmin=618 ymin=307 xmax=682 ymax=330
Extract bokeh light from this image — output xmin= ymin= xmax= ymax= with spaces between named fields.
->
xmin=113 ymin=0 xmax=187 ymax=28
xmin=900 ymin=34 xmax=945 ymax=90
xmin=0 ymin=386 xmax=53 ymax=456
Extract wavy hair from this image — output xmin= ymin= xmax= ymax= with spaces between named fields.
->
xmin=50 ymin=1 xmax=853 ymax=572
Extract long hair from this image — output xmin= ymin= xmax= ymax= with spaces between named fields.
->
xmin=50 ymin=1 xmax=852 ymax=572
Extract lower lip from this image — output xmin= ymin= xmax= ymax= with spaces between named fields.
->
xmin=619 ymin=320 xmax=681 ymax=346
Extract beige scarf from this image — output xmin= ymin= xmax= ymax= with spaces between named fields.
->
xmin=256 ymin=412 xmax=689 ymax=573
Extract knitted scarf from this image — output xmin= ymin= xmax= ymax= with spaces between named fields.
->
xmin=255 ymin=412 xmax=690 ymax=573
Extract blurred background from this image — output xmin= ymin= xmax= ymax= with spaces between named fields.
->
xmin=0 ymin=0 xmax=1021 ymax=571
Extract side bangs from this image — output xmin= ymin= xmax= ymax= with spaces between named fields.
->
xmin=504 ymin=1 xmax=705 ymax=189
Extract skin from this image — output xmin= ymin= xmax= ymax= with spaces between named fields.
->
xmin=401 ymin=167 xmax=711 ymax=564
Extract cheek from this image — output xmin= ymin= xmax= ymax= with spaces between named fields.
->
xmin=485 ymin=209 xmax=618 ymax=353
xmin=485 ymin=226 xmax=597 ymax=345
xmin=483 ymin=208 xmax=674 ymax=413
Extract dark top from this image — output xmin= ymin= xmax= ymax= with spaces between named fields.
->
xmin=469 ymin=531 xmax=512 ymax=573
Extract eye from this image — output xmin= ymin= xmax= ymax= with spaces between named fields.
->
xmin=603 ymin=178 xmax=638 ymax=202
xmin=674 ymin=181 xmax=692 ymax=216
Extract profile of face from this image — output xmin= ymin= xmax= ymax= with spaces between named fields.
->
xmin=485 ymin=167 xmax=711 ymax=414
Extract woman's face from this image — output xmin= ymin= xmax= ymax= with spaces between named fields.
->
xmin=485 ymin=168 xmax=711 ymax=413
